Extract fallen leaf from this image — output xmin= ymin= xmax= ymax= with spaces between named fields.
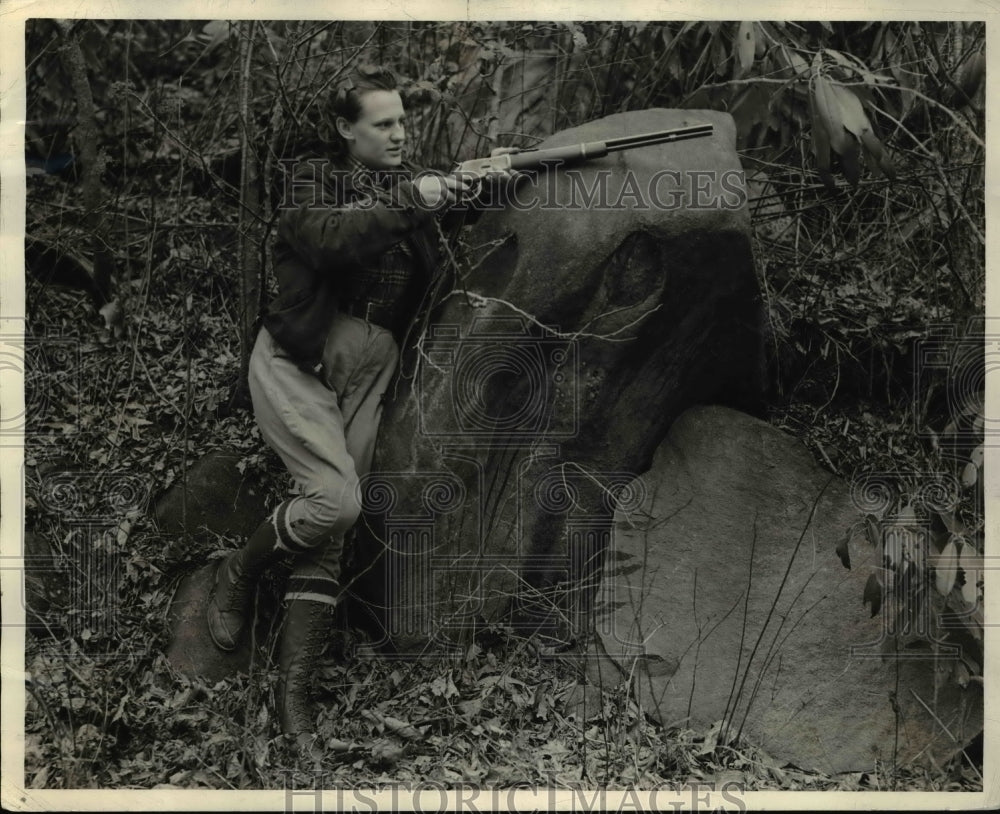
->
xmin=361 ymin=710 xmax=423 ymax=740
xmin=836 ymin=528 xmax=852 ymax=569
xmin=698 ymin=720 xmax=723 ymax=755
xmin=863 ymin=573 xmax=882 ymax=617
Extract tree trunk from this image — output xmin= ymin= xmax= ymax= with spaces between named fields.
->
xmin=231 ymin=21 xmax=263 ymax=411
xmin=57 ymin=21 xmax=121 ymax=339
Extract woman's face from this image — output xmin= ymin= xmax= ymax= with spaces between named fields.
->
xmin=337 ymin=90 xmax=406 ymax=170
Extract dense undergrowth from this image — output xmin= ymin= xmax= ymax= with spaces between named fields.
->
xmin=20 ymin=170 xmax=984 ymax=794
xmin=17 ymin=18 xmax=984 ymax=794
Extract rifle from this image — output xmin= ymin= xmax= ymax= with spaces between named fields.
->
xmin=453 ymin=123 xmax=714 ymax=179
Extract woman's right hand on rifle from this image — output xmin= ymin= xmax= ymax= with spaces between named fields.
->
xmin=414 ymin=173 xmax=474 ymax=208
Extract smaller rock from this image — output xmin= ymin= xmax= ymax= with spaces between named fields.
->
xmin=154 ymin=450 xmax=267 ymax=538
xmin=165 ymin=562 xmax=255 ymax=682
xmin=593 ymin=405 xmax=983 ymax=774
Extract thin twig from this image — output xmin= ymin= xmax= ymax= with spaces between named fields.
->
xmin=439 ymin=289 xmax=661 ymax=343
xmin=727 ymin=477 xmax=835 ymax=745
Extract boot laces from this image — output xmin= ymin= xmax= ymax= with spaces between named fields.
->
xmin=220 ymin=553 xmax=252 ymax=611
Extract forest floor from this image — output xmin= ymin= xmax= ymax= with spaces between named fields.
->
xmin=19 ymin=233 xmax=983 ymax=794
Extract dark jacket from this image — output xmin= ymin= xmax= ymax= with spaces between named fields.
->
xmin=263 ymin=158 xmax=446 ymax=372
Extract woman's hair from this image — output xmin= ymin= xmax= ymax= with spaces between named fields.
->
xmin=321 ymin=64 xmax=400 ymax=154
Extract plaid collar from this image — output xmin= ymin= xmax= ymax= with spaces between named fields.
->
xmin=345 ymin=155 xmax=376 ymax=189
xmin=345 ymin=155 xmax=411 ymax=191
xmin=346 ymin=154 xmax=369 ymax=177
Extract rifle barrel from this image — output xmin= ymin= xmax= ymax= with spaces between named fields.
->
xmin=507 ymin=143 xmax=609 ymax=169
xmin=603 ymin=124 xmax=714 ymax=153
xmin=505 ymin=124 xmax=713 ymax=170
xmin=477 ymin=124 xmax=714 ymax=173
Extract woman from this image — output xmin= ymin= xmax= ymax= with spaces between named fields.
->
xmin=205 ymin=64 xmax=489 ymax=746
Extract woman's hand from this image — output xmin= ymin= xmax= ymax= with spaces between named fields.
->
xmin=414 ymin=173 xmax=473 ymax=208
xmin=487 ymin=146 xmax=522 ymax=180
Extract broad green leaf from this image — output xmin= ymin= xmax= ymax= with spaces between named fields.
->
xmin=933 ymin=538 xmax=958 ymax=596
xmin=832 ymin=85 xmax=871 ymax=139
xmin=957 ymin=547 xmax=981 ymax=605
xmin=735 ymin=22 xmax=755 ymax=78
xmin=961 ymin=461 xmax=977 ymax=487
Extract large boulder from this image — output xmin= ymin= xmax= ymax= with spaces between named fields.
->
xmin=347 ymin=109 xmax=767 ymax=651
xmin=593 ymin=405 xmax=982 ymax=774
xmin=154 ymin=450 xmax=268 ymax=539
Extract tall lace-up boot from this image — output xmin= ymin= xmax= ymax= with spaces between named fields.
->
xmin=276 ymin=596 xmax=338 ymax=750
